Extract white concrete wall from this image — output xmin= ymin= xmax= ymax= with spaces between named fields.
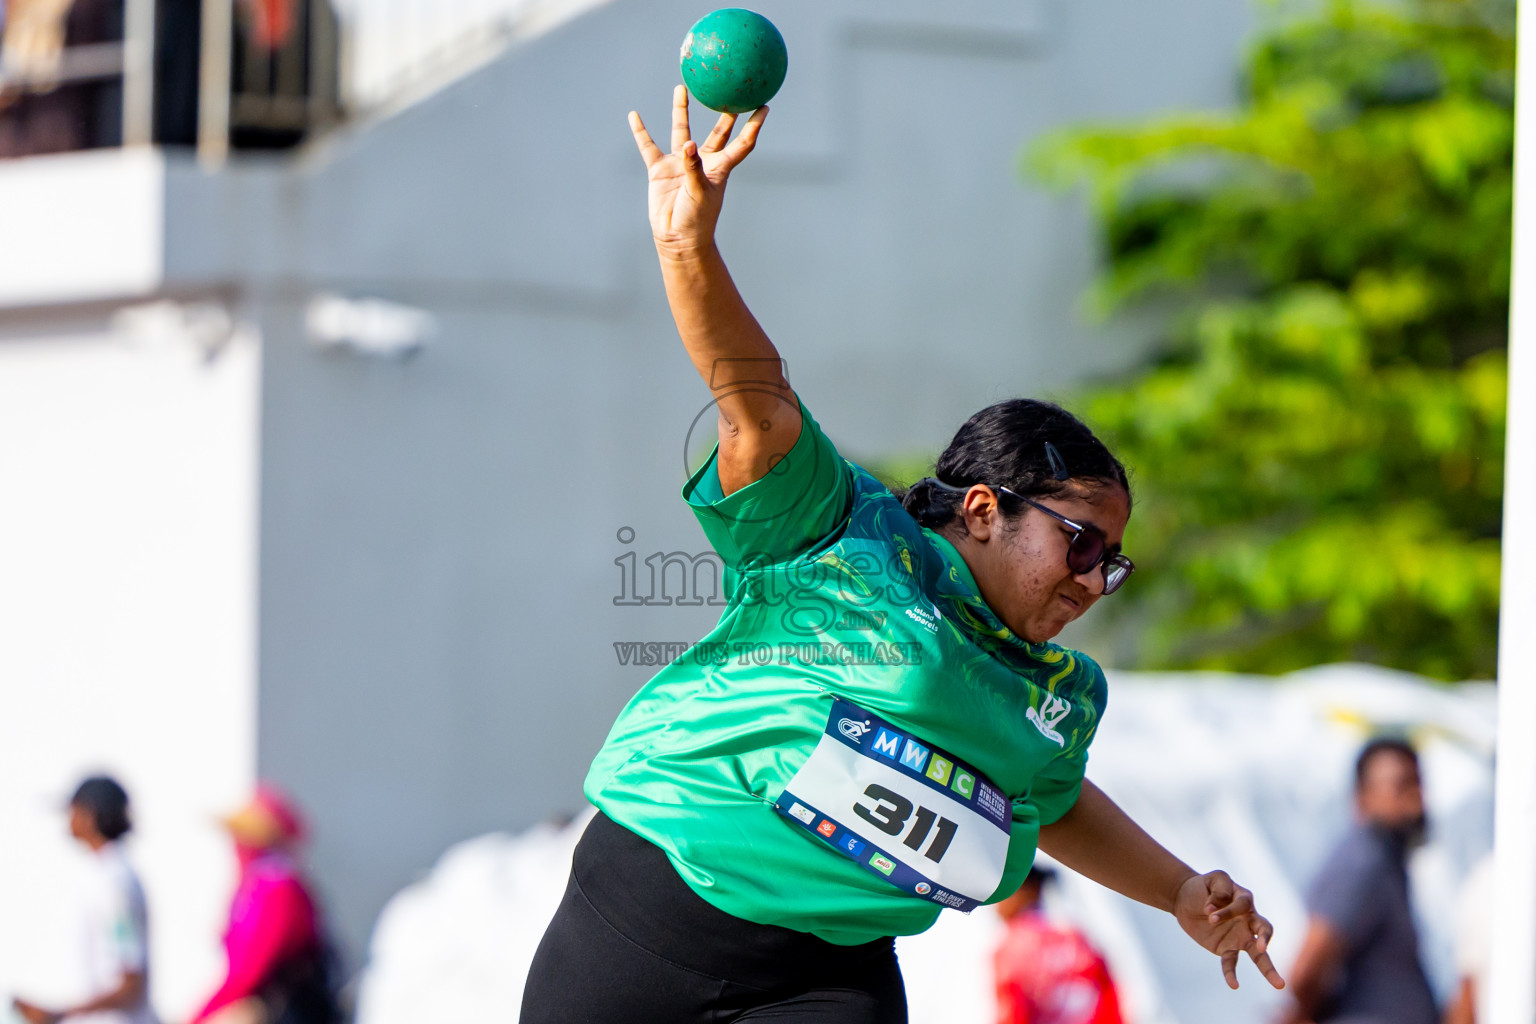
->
xmin=0 ymin=324 xmax=261 ymax=1021
xmin=0 ymin=150 xmax=164 ymax=308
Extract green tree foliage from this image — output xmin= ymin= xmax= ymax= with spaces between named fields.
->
xmin=1032 ymin=0 xmax=1512 ymax=679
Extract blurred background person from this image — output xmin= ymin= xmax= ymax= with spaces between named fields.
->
xmin=993 ymin=865 xmax=1124 ymax=1024
xmin=1443 ymin=850 xmax=1494 ymax=1024
xmin=1276 ymin=737 xmax=1437 ymax=1024
xmin=11 ymin=775 xmax=155 ymax=1024
xmin=188 ymin=787 xmax=338 ymax=1024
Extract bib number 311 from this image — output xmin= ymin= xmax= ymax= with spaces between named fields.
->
xmin=854 ymin=784 xmax=958 ymax=863
xmin=775 ymin=698 xmax=1012 ymax=911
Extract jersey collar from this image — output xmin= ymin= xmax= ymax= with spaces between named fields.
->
xmin=921 ymin=528 xmax=1045 ymax=655
xmin=923 ymin=529 xmax=981 ymax=596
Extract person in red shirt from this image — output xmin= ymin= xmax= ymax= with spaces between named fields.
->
xmin=994 ymin=866 xmax=1125 ymax=1024
xmin=190 ymin=786 xmax=339 ymax=1024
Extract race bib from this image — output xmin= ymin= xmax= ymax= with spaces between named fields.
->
xmin=775 ymin=698 xmax=1012 ymax=912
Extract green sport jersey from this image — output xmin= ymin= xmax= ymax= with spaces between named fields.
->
xmin=584 ymin=401 xmax=1107 ymax=945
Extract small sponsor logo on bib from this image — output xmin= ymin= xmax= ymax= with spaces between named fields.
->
xmin=838 ymin=717 xmax=872 ymax=742
xmin=870 ymin=854 xmax=897 ymax=876
xmin=914 ymin=882 xmax=932 ymax=895
xmin=816 ymin=819 xmax=838 ymax=838
xmin=787 ymin=803 xmax=816 ymax=825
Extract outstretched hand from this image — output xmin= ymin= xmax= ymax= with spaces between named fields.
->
xmin=629 ymin=85 xmax=768 ymax=258
xmin=1174 ymin=870 xmax=1287 ymax=991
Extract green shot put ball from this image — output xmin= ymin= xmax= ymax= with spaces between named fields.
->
xmin=680 ymin=9 xmax=788 ymax=114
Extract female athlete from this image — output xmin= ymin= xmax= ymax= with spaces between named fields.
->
xmin=521 ymin=87 xmax=1287 ymax=1024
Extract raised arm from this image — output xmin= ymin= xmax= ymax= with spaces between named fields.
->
xmin=629 ymin=86 xmax=795 ymax=496
xmin=1039 ymin=779 xmax=1286 ymax=992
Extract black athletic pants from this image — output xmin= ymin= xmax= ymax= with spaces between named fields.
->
xmin=521 ymin=812 xmax=908 ymax=1023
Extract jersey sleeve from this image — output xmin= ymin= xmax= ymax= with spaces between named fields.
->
xmin=683 ymin=399 xmax=853 ymax=569
xmin=1026 ymin=653 xmax=1107 ymax=826
xmin=1025 ymin=749 xmax=1088 ymax=827
xmin=108 ymin=878 xmax=149 ymax=974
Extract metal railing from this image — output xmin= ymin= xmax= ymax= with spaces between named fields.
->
xmin=0 ymin=0 xmax=155 ymax=145
xmin=0 ymin=0 xmax=600 ymax=163
xmin=0 ymin=0 xmax=336 ymax=161
xmin=197 ymin=0 xmax=341 ymax=164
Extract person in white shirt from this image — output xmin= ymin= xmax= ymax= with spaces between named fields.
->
xmin=12 ymin=776 xmax=156 ymax=1024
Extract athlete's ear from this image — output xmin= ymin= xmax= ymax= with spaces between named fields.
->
xmin=959 ymin=486 xmax=999 ymax=541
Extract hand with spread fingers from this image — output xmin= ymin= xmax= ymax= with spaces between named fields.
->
xmin=1040 ymin=781 xmax=1286 ymax=997
xmin=1174 ymin=869 xmax=1286 ymax=991
xmin=629 ymin=84 xmax=768 ymax=259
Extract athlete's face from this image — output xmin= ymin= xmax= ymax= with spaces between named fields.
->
xmin=949 ymin=481 xmax=1131 ymax=644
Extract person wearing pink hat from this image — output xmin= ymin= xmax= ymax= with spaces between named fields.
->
xmin=188 ymin=787 xmax=338 ymax=1024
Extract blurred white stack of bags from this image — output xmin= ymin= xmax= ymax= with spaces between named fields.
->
xmin=355 ymin=663 xmax=1495 ymax=1024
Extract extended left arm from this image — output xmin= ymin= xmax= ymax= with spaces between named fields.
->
xmin=1038 ymin=779 xmax=1286 ymax=991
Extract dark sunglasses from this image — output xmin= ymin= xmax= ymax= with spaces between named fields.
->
xmin=991 ymin=485 xmax=1135 ymax=595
